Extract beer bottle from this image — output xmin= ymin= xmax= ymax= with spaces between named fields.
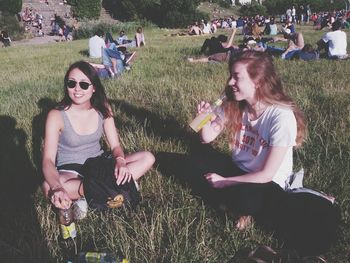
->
xmin=59 ymin=205 xmax=77 ymax=239
xmin=75 ymin=252 xmax=129 ymax=263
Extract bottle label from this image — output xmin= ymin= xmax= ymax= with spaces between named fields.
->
xmin=60 ymin=222 xmax=77 ymax=239
xmin=190 ymin=113 xmax=215 ymax=132
xmin=85 ymin=252 xmax=104 ymax=262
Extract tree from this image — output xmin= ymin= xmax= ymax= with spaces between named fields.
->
xmin=102 ymin=0 xmax=208 ymax=28
xmin=0 ymin=0 xmax=22 ymax=14
xmin=240 ymin=0 xmax=268 ymax=16
xmin=69 ymin=0 xmax=101 ymax=20
xmin=263 ymin=0 xmax=347 ymax=14
xmin=102 ymin=0 xmax=161 ymax=21
xmin=158 ymin=0 xmax=208 ymax=28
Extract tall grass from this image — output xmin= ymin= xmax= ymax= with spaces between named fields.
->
xmin=0 ymin=25 xmax=349 ymax=262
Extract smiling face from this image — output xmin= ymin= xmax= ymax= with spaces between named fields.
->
xmin=228 ymin=62 xmax=257 ymax=105
xmin=66 ymin=68 xmax=95 ymax=106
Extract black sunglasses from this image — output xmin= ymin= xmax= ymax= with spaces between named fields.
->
xmin=67 ymin=80 xmax=92 ymax=90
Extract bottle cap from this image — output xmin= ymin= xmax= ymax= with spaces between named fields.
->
xmin=213 ymin=94 xmax=226 ymax=106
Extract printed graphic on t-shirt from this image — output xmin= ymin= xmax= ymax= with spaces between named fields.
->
xmin=233 ymin=123 xmax=269 ymax=157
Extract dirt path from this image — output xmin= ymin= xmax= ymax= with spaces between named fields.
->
xmin=12 ymin=35 xmax=61 ymax=46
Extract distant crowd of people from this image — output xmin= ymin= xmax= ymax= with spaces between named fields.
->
xmin=187 ymin=9 xmax=348 ymax=63
xmin=20 ymin=6 xmax=45 ymax=37
xmin=50 ymin=14 xmax=73 ymax=41
xmin=19 ymin=1 xmax=73 ymax=40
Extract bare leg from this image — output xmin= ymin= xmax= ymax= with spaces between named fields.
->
xmin=42 ymin=171 xmax=83 ymax=201
xmin=125 ymin=151 xmax=155 ymax=181
xmin=187 ymin=57 xmax=209 ymax=63
xmin=111 ymin=58 xmax=117 ymax=74
xmin=42 ymin=152 xmax=154 ymax=201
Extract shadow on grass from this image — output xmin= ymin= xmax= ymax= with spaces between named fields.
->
xmin=110 ymin=99 xmax=200 ymax=148
xmin=109 ymin=99 xmax=234 ymax=209
xmin=0 ymin=115 xmax=53 ymax=262
xmin=79 ymin=49 xmax=90 ymax=57
xmin=110 ymin=99 xmax=341 ymax=257
xmin=178 ymin=46 xmax=202 ymax=57
xmin=32 ymin=98 xmax=57 ymax=182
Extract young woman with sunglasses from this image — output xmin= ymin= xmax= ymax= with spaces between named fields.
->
xmin=195 ymin=51 xmax=306 ymax=229
xmin=42 ymin=61 xmax=155 ymax=209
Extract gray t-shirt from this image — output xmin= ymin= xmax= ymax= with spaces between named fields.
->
xmin=56 ymin=110 xmax=104 ymax=167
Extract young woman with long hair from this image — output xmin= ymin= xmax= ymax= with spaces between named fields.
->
xmin=42 ymin=61 xmax=155 ymax=209
xmin=196 ymin=51 xmax=306 ymax=229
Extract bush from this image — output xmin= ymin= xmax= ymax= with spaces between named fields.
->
xmin=0 ymin=12 xmax=24 ymax=41
xmin=211 ymin=0 xmax=232 ymax=9
xmin=0 ymin=0 xmax=22 ymax=14
xmin=103 ymin=0 xmax=206 ymax=28
xmin=72 ymin=20 xmax=154 ymax=40
xmin=240 ymin=0 xmax=267 ymax=17
xmin=102 ymin=0 xmax=161 ymax=22
xmin=69 ymin=0 xmax=101 ymax=20
xmin=158 ymin=0 xmax=209 ymax=28
xmin=159 ymin=10 xmax=209 ymax=28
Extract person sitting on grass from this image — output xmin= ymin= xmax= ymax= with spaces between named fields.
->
xmin=263 ymin=17 xmax=278 ymax=36
xmin=41 ymin=61 xmax=155 ymax=211
xmin=317 ymin=20 xmax=348 ymax=59
xmin=117 ymin=30 xmax=132 ymax=45
xmin=135 ymin=27 xmax=146 ymax=47
xmin=188 ymin=21 xmax=203 ymax=36
xmin=0 ymin=31 xmax=11 ymax=47
xmin=89 ymin=29 xmax=105 ymax=59
xmin=194 ymin=50 xmax=306 ymax=230
xmin=263 ymin=28 xmax=305 ymax=59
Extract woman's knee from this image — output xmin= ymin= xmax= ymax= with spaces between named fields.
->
xmin=142 ymin=151 xmax=155 ymax=167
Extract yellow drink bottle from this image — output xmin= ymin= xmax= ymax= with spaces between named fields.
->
xmin=189 ymin=95 xmax=226 ymax=132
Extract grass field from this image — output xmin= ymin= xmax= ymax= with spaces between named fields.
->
xmin=0 ymin=25 xmax=349 ymax=262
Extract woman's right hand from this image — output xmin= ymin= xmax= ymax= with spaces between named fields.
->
xmin=197 ymin=101 xmax=212 ymax=115
xmin=50 ymin=188 xmax=72 ymax=209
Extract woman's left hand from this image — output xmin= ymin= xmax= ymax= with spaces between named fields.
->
xmin=115 ymin=160 xmax=132 ymax=185
xmin=204 ymin=173 xmax=233 ymax=188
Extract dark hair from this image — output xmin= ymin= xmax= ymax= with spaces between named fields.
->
xmin=95 ymin=29 xmax=104 ymax=37
xmin=331 ymin=20 xmax=342 ymax=31
xmin=58 ymin=61 xmax=112 ymax=118
xmin=1 ymin=31 xmax=9 ymax=38
xmin=217 ymin=34 xmax=228 ymax=42
xmin=243 ymin=36 xmax=255 ymax=43
xmin=301 ymin=43 xmax=315 ymax=53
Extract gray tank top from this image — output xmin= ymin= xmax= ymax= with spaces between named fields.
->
xmin=56 ymin=110 xmax=104 ymax=166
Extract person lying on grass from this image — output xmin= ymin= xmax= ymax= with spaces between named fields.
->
xmin=187 ymin=29 xmax=265 ymax=64
xmin=42 ymin=61 xmax=155 ymax=210
xmin=200 ymin=28 xmax=238 ymax=56
xmin=195 ymin=51 xmax=306 ymax=230
xmin=187 ymin=28 xmax=239 ymax=63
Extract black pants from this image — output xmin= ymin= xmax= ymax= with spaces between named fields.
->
xmin=189 ymin=145 xmax=285 ymax=218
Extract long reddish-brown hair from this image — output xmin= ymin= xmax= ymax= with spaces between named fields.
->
xmin=223 ymin=51 xmax=306 ymax=146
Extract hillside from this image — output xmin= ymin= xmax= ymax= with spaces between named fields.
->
xmin=197 ymin=1 xmax=241 ymax=19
